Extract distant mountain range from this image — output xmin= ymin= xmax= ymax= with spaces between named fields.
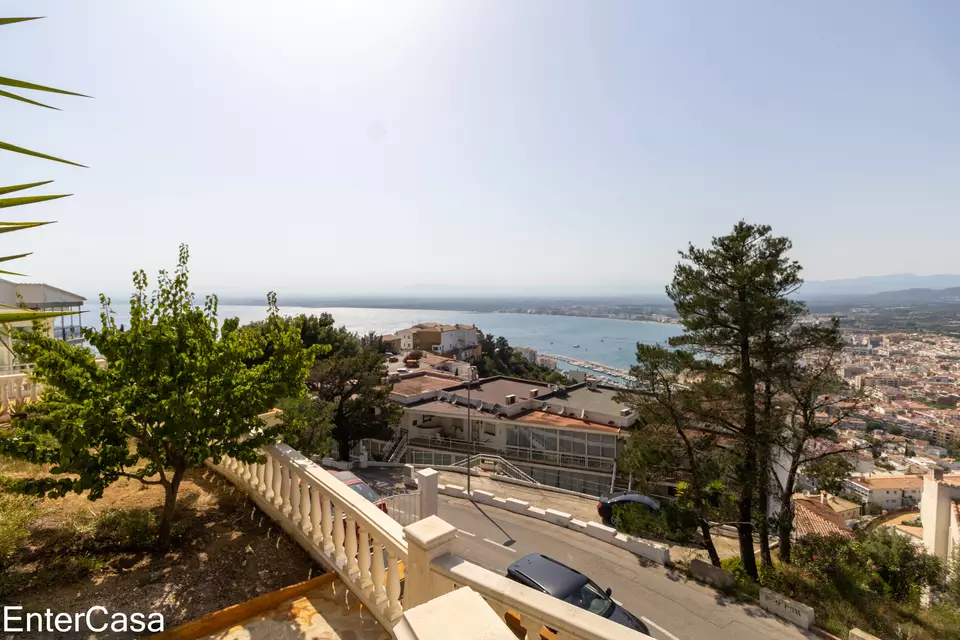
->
xmin=858 ymin=287 xmax=960 ymax=305
xmin=800 ymin=274 xmax=960 ymax=298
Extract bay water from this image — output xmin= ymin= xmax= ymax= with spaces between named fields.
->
xmin=80 ymin=304 xmax=684 ymax=371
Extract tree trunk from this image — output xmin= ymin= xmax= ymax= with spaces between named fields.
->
xmin=737 ymin=480 xmax=758 ymax=580
xmin=338 ymin=439 xmax=351 ymax=463
xmin=777 ymin=466 xmax=799 ymax=564
xmin=157 ymin=467 xmax=185 ymax=551
xmin=699 ymin=520 xmax=722 ymax=567
xmin=777 ymin=512 xmax=793 ymax=564
xmin=757 ymin=464 xmax=773 ymax=568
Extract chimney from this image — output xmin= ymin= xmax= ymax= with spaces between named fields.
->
xmin=821 ymin=492 xmax=827 ymax=505
xmin=530 ymin=389 xmax=539 ymax=398
xmin=505 ymin=394 xmax=516 ymax=406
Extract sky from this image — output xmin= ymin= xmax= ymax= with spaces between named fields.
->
xmin=2 ymin=1 xmax=958 ymax=300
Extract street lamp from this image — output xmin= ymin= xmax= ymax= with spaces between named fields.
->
xmin=463 ymin=365 xmax=478 ymax=496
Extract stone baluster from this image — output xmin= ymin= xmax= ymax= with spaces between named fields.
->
xmin=14 ymin=379 xmax=22 ymax=403
xmin=518 ymin=613 xmax=540 ymax=640
xmin=289 ymin=473 xmax=302 ymax=524
xmin=264 ymin=456 xmax=275 ymax=501
xmin=272 ymin=458 xmax=284 ymax=508
xmin=255 ymin=461 xmax=266 ymax=494
xmin=280 ymin=465 xmax=292 ymax=516
xmin=310 ymin=487 xmax=322 ymax=544
xmin=345 ymin=515 xmax=359 ymax=578
xmin=332 ymin=505 xmax=346 ymax=566
xmin=240 ymin=461 xmax=251 ymax=484
xmin=30 ymin=381 xmax=38 ymax=402
xmin=386 ymin=552 xmax=403 ymax=620
xmin=370 ymin=539 xmax=387 ymax=607
xmin=298 ymin=478 xmax=311 ymax=534
xmin=357 ymin=528 xmax=372 ymax=592
xmin=0 ymin=381 xmax=8 ymax=413
xmin=321 ymin=494 xmax=334 ymax=553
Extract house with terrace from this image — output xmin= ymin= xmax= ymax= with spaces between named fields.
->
xmin=375 ymin=373 xmax=635 ymax=495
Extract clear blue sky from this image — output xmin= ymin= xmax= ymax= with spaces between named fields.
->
xmin=3 ymin=1 xmax=958 ymax=299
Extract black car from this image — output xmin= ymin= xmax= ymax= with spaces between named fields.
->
xmin=597 ymin=492 xmax=660 ymax=526
xmin=506 ymin=553 xmax=650 ymax=635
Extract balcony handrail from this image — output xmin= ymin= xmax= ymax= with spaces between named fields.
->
xmin=430 ymin=552 xmax=654 ymax=640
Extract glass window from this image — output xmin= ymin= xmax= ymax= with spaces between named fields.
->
xmin=506 ymin=427 xmax=518 ymax=447
xmin=517 ymin=427 xmax=530 ymax=449
xmin=564 ymin=581 xmax=613 ymax=616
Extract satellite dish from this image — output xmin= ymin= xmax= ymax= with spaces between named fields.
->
xmin=541 ymin=402 xmax=549 ymax=411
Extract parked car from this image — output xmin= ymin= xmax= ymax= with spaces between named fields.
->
xmin=597 ymin=492 xmax=659 ymax=526
xmin=505 ymin=554 xmax=649 ymax=634
xmin=327 ymin=470 xmax=387 ymax=514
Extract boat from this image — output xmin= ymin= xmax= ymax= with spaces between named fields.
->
xmin=573 ymin=344 xmax=580 ymax=348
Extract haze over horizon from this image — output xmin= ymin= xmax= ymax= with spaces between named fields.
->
xmin=5 ymin=1 xmax=959 ymax=300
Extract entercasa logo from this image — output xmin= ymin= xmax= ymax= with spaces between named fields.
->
xmin=2 ymin=606 xmax=164 ymax=635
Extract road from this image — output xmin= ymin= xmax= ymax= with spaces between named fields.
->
xmin=438 ymin=495 xmax=815 ymax=640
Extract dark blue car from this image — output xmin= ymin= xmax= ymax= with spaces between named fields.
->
xmin=506 ymin=553 xmax=650 ymax=635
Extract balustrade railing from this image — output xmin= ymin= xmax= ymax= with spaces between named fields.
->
xmin=0 ymin=372 xmax=40 ymax=413
xmin=213 ymin=444 xmax=407 ymax=629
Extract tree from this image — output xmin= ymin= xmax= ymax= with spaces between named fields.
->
xmin=473 ymin=334 xmax=569 ymax=385
xmin=308 ymin=336 xmax=402 ymax=461
xmin=0 ymin=16 xmax=89 ymax=324
xmin=888 ymin=424 xmax=903 ymax=436
xmin=0 ymin=246 xmax=316 ymax=549
xmin=803 ymin=455 xmax=854 ymax=495
xmin=665 ymin=221 xmax=806 ymax=580
xmin=769 ymin=337 xmax=865 ymax=563
xmin=616 ymin=345 xmax=734 ymax=566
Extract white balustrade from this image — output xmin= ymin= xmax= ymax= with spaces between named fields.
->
xmin=211 ymin=443 xmax=408 ymax=630
xmin=0 ymin=373 xmax=42 ymax=414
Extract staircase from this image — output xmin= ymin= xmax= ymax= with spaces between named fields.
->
xmin=386 ymin=430 xmax=409 ymax=463
xmin=452 ymin=454 xmax=537 ymax=484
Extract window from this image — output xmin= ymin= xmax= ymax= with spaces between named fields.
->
xmin=423 ymin=415 xmax=433 ymax=424
xmin=564 ymin=581 xmax=614 ymax=617
xmin=412 ymin=420 xmax=418 ymax=427
xmin=484 ymin=423 xmax=496 ymax=436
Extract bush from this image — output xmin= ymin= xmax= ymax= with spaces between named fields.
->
xmin=0 ymin=493 xmax=39 ymax=565
xmin=612 ymin=501 xmax=698 ymax=543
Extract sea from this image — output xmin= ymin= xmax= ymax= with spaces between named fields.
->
xmin=79 ymin=304 xmax=685 ymax=372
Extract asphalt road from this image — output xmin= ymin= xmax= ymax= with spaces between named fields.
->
xmin=438 ymin=495 xmax=816 ymax=640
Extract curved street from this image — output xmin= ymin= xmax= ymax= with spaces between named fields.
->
xmin=438 ymin=495 xmax=816 ymax=640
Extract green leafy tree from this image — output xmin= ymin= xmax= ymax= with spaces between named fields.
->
xmin=0 ymin=246 xmax=315 ymax=549
xmin=308 ymin=336 xmax=402 ymax=461
xmin=665 ymin=221 xmax=809 ymax=580
xmin=474 ymin=334 xmax=569 ymax=385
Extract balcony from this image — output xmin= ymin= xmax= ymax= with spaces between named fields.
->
xmin=198 ymin=444 xmax=654 ymax=640
xmin=409 ymin=433 xmax=616 ymax=473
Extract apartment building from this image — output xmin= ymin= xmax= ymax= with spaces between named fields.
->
xmin=385 ymin=373 xmax=635 ymax=495
xmin=920 ymin=470 xmax=960 ymax=564
xmin=844 ymin=474 xmax=924 ymax=510
xmin=396 ymin=323 xmax=480 ymax=358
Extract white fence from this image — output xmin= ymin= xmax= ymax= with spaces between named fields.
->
xmin=381 ymin=492 xmax=421 ymax=527
xmin=0 ymin=373 xmax=40 ymax=413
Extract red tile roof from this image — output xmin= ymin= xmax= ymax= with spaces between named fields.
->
xmin=793 ymin=497 xmax=853 ymax=539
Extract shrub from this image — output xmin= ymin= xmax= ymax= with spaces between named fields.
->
xmin=93 ymin=508 xmax=156 ymax=549
xmin=612 ymin=501 xmax=698 ymax=543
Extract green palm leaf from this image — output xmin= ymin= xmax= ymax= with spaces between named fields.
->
xmin=0 ymin=141 xmax=86 ymax=167
xmin=0 ymin=181 xmax=53 ymax=196
xmin=0 ymin=222 xmax=54 ymax=234
xmin=0 ymin=194 xmax=70 ymax=209
xmin=0 ymin=253 xmax=31 ymax=263
xmin=0 ymin=18 xmax=42 ymax=27
xmin=0 ymin=88 xmax=59 ymax=110
xmin=0 ymin=268 xmax=24 ymax=276
xmin=0 ymin=309 xmax=79 ymax=324
xmin=0 ymin=76 xmax=88 ymax=98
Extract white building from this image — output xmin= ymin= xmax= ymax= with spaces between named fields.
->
xmin=920 ymin=470 xmax=960 ymax=565
xmin=0 ymin=278 xmax=86 ymax=372
xmin=843 ymin=474 xmax=924 ymax=510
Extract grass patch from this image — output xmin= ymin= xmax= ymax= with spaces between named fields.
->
xmin=0 ymin=493 xmax=40 ymax=564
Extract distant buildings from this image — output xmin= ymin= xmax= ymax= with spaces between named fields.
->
xmin=844 ymin=474 xmax=924 ymax=510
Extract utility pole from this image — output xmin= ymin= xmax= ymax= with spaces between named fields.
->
xmin=465 ymin=365 xmax=477 ymax=496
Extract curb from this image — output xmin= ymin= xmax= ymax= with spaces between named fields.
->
xmin=437 ymin=482 xmax=671 ymax=565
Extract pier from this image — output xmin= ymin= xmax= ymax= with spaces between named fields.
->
xmin=542 ymin=353 xmax=632 ymax=381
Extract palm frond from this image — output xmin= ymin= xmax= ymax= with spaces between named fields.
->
xmin=0 ymin=18 xmax=43 ymax=27
xmin=0 ymin=194 xmax=70 ymax=209
xmin=0 ymin=141 xmax=86 ymax=167
xmin=0 ymin=88 xmax=59 ymax=110
xmin=0 ymin=76 xmax=89 ymax=98
xmin=0 ymin=222 xmax=54 ymax=234
xmin=0 ymin=181 xmax=53 ymax=196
